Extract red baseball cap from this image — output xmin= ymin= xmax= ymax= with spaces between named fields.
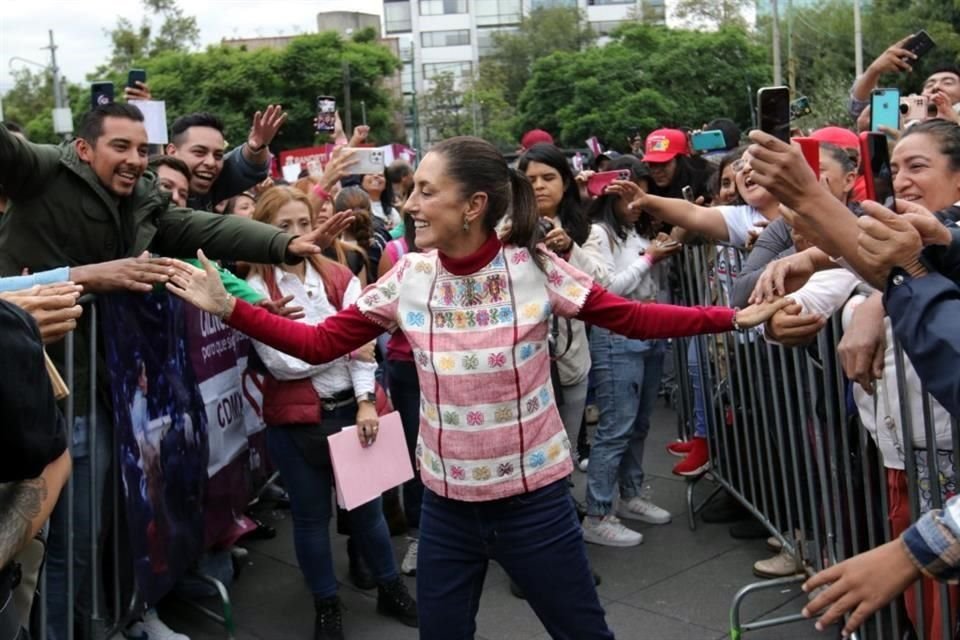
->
xmin=809 ymin=126 xmax=859 ymax=151
xmin=520 ymin=129 xmax=554 ymax=150
xmin=644 ymin=129 xmax=689 ymax=163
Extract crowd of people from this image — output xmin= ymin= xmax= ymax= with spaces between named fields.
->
xmin=1 ymin=30 xmax=959 ymax=640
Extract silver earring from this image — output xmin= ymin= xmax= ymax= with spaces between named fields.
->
xmin=462 ymin=219 xmax=470 ymax=232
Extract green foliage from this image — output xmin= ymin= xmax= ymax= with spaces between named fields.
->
xmin=671 ymin=0 xmax=755 ymax=29
xmin=516 ymin=24 xmax=769 ymax=151
xmin=143 ymin=32 xmax=401 ymax=149
xmin=421 ymin=73 xmax=471 ymax=140
xmin=1 ymin=68 xmax=84 ymax=143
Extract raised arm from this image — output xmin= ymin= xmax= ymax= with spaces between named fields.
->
xmin=629 ymin=190 xmax=732 ymax=242
xmin=0 ymin=124 xmax=64 ymax=200
xmin=167 ymin=253 xmax=384 ymax=364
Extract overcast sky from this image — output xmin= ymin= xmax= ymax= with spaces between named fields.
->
xmin=0 ymin=0 xmax=383 ymax=92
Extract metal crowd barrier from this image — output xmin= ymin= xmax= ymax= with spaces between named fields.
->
xmin=669 ymin=243 xmax=959 ymax=640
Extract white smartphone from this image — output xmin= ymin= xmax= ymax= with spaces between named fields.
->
xmin=346 ymin=147 xmax=385 ymax=175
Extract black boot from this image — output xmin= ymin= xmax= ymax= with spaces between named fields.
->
xmin=347 ymin=537 xmax=376 ymax=590
xmin=313 ymin=595 xmax=344 ymax=640
xmin=376 ymin=577 xmax=418 ymax=628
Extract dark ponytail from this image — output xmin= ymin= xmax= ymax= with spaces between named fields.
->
xmin=506 ymin=168 xmax=546 ymax=267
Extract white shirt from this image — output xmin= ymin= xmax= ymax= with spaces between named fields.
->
xmin=588 ymin=224 xmax=658 ymax=301
xmin=246 ymin=263 xmax=376 ymax=399
xmin=371 ymin=201 xmax=402 ymax=229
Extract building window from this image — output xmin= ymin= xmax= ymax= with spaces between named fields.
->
xmin=475 ymin=0 xmax=522 ymax=26
xmin=421 ymin=29 xmax=471 ymax=47
xmin=477 ymin=27 xmax=517 ymax=56
xmin=418 ymin=0 xmax=467 ymax=15
xmin=530 ymin=0 xmax=576 ymax=8
xmin=423 ymin=61 xmax=474 ymax=83
xmin=384 ymin=1 xmax=413 ymax=33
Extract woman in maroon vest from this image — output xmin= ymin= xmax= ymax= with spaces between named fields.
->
xmin=244 ymin=186 xmax=416 ymax=639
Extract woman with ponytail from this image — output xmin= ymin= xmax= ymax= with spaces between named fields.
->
xmin=168 ymin=137 xmax=789 ymax=639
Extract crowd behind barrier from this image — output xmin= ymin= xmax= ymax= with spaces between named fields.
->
xmin=670 ymin=242 xmax=960 ymax=640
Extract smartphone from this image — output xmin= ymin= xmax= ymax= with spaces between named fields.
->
xmin=127 ymin=69 xmax=147 ymax=89
xmin=587 ymin=170 xmax=631 ymax=198
xmin=681 ymin=185 xmax=695 ymax=202
xmin=90 ymin=81 xmax=115 ymax=110
xmin=792 ymin=137 xmax=821 ymax=180
xmin=859 ymin=132 xmax=895 ymax=207
xmin=903 ymin=30 xmax=936 ymax=61
xmin=870 ymin=88 xmax=900 ymax=132
xmin=757 ymin=86 xmax=791 ymax=144
xmin=690 ymin=130 xmax=727 ymax=152
xmin=900 ymin=95 xmax=931 ymax=125
xmin=315 ymin=96 xmax=337 ymax=133
xmin=789 ymin=96 xmax=812 ymax=120
xmin=346 ymin=147 xmax=385 ymax=174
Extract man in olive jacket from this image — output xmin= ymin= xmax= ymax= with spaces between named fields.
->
xmin=0 ymin=102 xmax=349 ymax=640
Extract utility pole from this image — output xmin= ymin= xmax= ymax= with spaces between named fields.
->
xmin=38 ymin=30 xmax=72 ymax=139
xmin=786 ymin=0 xmax=796 ymax=94
xmin=853 ymin=0 xmax=864 ymax=76
xmin=771 ymin=0 xmax=783 ymax=86
xmin=342 ymin=60 xmax=352 ymax=135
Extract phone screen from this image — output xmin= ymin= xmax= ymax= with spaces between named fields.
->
xmin=758 ymin=87 xmax=791 ymax=144
xmin=681 ymin=185 xmax=695 ymax=202
xmin=863 ymin=133 xmax=895 ymax=207
xmin=316 ymin=96 xmax=336 ymax=133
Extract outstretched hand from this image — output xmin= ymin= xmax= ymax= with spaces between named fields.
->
xmin=249 ymin=104 xmax=288 ymax=150
xmin=286 ymin=210 xmax=356 ymax=258
xmin=734 ymin=297 xmax=792 ymax=330
xmin=746 ymin=130 xmax=822 ymax=211
xmin=166 ymin=251 xmax=235 ymax=319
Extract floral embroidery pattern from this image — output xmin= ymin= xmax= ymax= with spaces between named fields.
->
xmin=564 ymin=284 xmax=585 ymax=299
xmin=547 ymin=269 xmax=565 ymax=287
xmin=472 ymin=466 xmax=492 ymax=481
xmin=406 ymin=311 xmax=425 ymax=327
xmin=522 ymin=302 xmax=542 ymax=320
xmin=425 ymin=404 xmax=438 ymax=420
xmin=466 ymin=411 xmax=484 ymax=426
xmin=450 ymin=465 xmax=466 ymax=480
xmin=494 ymin=407 xmax=514 ymax=423
xmin=430 ymin=457 xmax=442 ymax=473
xmin=475 ymin=309 xmax=490 ymax=326
xmin=462 ymin=354 xmax=479 ymax=370
xmin=519 ymin=344 xmax=535 ymax=360
xmin=539 ymin=388 xmax=551 ymax=406
xmin=488 ymin=352 xmax=506 ymax=368
xmin=512 ymin=251 xmax=530 ymax=265
xmin=547 ymin=443 xmax=563 ymax=460
xmin=497 ymin=462 xmax=514 ymax=477
xmin=443 ymin=410 xmax=460 ymax=426
xmin=485 ymin=275 xmax=506 ymax=302
xmin=433 ymin=306 xmax=514 ymax=329
xmin=415 ymin=351 xmax=430 ymax=368
xmin=529 ymin=451 xmax=546 ymax=468
xmin=380 ymin=282 xmax=398 ymax=299
xmin=438 ymin=355 xmax=455 ymax=372
xmin=415 ymin=261 xmax=433 ymax=274
xmin=526 ymin=397 xmax=541 ymax=414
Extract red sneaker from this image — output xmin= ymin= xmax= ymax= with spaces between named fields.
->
xmin=666 ymin=439 xmax=696 ymax=457
xmin=672 ymin=437 xmax=710 ymax=477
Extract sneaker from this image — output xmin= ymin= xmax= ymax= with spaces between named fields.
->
xmin=401 ymin=538 xmax=418 ymax=576
xmin=766 ymin=535 xmax=784 ymax=553
xmin=313 ymin=595 xmax=344 ymax=640
xmin=578 ymin=457 xmax=589 ymax=472
xmin=666 ymin=439 xmax=697 ymax=457
xmin=617 ymin=497 xmax=672 ymax=525
xmin=672 ymin=438 xmax=710 ymax=477
xmin=582 ymin=515 xmax=643 ymax=547
xmin=753 ymin=549 xmax=803 ymax=579
xmin=377 ymin=578 xmax=418 ymax=628
xmin=125 ymin=610 xmax=189 ymax=640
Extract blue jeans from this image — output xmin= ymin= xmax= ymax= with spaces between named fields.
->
xmin=45 ymin=412 xmax=112 ymax=640
xmin=687 ymin=339 xmax=709 ymax=439
xmin=586 ymin=328 xmax=665 ymax=517
xmin=387 ymin=359 xmax=423 ymax=529
xmin=418 ymin=480 xmax=613 ymax=640
xmin=267 ymin=403 xmax=398 ymax=598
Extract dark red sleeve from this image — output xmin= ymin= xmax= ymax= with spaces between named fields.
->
xmin=576 ymin=283 xmax=736 ymax=339
xmin=227 ymin=298 xmax=386 ymax=364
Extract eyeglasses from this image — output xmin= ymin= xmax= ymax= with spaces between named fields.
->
xmin=731 ymin=159 xmax=746 ymax=173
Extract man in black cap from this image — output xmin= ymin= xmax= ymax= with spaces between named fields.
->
xmin=0 ymin=299 xmax=73 ymax=640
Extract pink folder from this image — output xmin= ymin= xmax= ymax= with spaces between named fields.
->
xmin=328 ymin=411 xmax=414 ymax=511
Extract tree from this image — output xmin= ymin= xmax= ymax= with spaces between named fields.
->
xmin=516 ymin=25 xmax=769 ymax=150
xmin=92 ymin=0 xmax=200 ymax=78
xmin=142 ymin=32 xmax=402 ymax=149
xmin=1 ymin=68 xmax=84 ymax=143
xmin=670 ymin=0 xmax=754 ymax=29
xmin=421 ymin=72 xmax=471 ymax=141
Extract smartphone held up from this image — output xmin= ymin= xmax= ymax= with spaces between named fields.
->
xmin=316 ymin=95 xmax=337 ymax=133
xmin=757 ymin=86 xmax=791 ymax=144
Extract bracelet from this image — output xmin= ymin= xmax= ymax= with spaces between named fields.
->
xmin=731 ymin=308 xmax=743 ymax=332
xmin=247 ymin=141 xmax=266 ymax=153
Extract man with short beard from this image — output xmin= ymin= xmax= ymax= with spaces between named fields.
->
xmin=166 ymin=107 xmax=285 ymax=211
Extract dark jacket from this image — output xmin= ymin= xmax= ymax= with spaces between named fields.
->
xmin=0 ymin=124 xmax=296 ymax=415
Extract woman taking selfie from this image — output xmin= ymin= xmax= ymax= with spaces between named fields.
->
xmin=167 ymin=136 xmax=786 ymax=640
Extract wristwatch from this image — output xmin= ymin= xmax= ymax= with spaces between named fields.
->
xmin=247 ymin=140 xmax=266 ymax=153
xmin=356 ymin=392 xmax=376 ymax=405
